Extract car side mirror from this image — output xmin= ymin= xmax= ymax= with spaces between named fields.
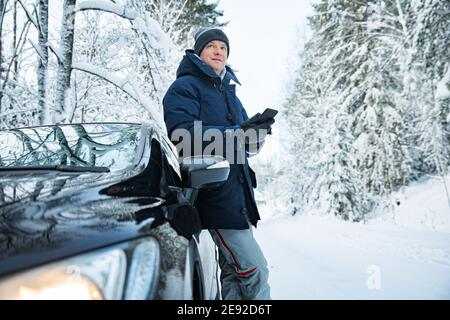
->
xmin=181 ymin=156 xmax=230 ymax=189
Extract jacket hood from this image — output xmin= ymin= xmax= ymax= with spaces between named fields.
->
xmin=176 ymin=50 xmax=241 ymax=85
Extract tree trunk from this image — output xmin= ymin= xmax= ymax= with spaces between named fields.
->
xmin=12 ymin=0 xmax=17 ymax=78
xmin=54 ymin=0 xmax=76 ymax=124
xmin=0 ymin=0 xmax=6 ymax=109
xmin=37 ymin=0 xmax=49 ymax=124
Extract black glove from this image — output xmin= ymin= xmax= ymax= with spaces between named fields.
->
xmin=240 ymin=108 xmax=277 ymax=156
xmin=241 ymin=113 xmax=275 ymax=134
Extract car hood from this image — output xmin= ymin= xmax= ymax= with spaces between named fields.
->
xmin=0 ymin=170 xmax=120 ymax=207
xmin=0 ymin=169 xmax=167 ymax=277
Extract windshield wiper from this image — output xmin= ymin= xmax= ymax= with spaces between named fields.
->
xmin=0 ymin=165 xmax=110 ymax=173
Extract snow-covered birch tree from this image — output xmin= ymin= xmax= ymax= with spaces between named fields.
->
xmin=0 ymin=0 xmax=6 ymax=108
xmin=0 ymin=0 xmax=37 ymax=128
xmin=54 ymin=0 xmax=76 ymax=124
xmin=37 ymin=0 xmax=48 ymax=124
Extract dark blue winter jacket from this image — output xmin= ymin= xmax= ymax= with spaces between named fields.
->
xmin=163 ymin=50 xmax=260 ymax=229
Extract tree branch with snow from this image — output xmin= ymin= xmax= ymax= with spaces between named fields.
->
xmin=72 ymin=61 xmax=165 ymax=131
xmin=75 ymin=0 xmax=137 ymax=20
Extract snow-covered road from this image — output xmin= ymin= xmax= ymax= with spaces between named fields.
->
xmin=255 ymin=215 xmax=450 ymax=299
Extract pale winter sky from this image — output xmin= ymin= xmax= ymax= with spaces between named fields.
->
xmin=217 ymin=0 xmax=315 ymax=116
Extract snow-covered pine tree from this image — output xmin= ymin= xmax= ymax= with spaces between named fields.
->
xmin=394 ymin=0 xmax=427 ymax=178
xmin=282 ymin=0 xmax=373 ymax=220
xmin=134 ymin=0 xmax=226 ymax=48
xmin=313 ymin=0 xmax=376 ymax=219
xmin=173 ymin=0 xmax=226 ymax=46
xmin=408 ymin=0 xmax=450 ymax=176
xmin=282 ymin=0 xmax=418 ymax=219
xmin=310 ymin=1 xmax=411 ymax=200
xmin=282 ymin=36 xmax=323 ymax=216
xmin=316 ymin=104 xmax=369 ymax=221
xmin=352 ymin=1 xmax=411 ymax=199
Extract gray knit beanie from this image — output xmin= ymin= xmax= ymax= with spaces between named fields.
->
xmin=194 ymin=27 xmax=230 ymax=57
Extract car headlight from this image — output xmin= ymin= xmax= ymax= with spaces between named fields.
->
xmin=0 ymin=237 xmax=160 ymax=300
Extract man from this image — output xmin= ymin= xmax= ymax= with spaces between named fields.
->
xmin=163 ymin=27 xmax=273 ymax=300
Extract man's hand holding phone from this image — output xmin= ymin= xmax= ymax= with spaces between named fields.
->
xmin=240 ymin=108 xmax=278 ymax=156
xmin=241 ymin=108 xmax=278 ymax=134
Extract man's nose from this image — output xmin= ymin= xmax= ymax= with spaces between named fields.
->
xmin=213 ymin=48 xmax=223 ymax=55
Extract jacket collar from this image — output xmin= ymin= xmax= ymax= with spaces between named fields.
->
xmin=177 ymin=50 xmax=241 ymax=85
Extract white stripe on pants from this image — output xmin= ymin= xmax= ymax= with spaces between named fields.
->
xmin=209 ymin=222 xmax=271 ymax=300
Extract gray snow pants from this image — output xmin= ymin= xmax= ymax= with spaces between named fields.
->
xmin=209 ymin=222 xmax=271 ymax=300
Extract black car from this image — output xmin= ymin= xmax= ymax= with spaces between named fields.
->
xmin=0 ymin=122 xmax=229 ymax=300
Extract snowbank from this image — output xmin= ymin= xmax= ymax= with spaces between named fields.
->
xmin=371 ymin=175 xmax=450 ymax=232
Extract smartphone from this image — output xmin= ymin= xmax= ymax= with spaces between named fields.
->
xmin=259 ymin=108 xmax=278 ymax=121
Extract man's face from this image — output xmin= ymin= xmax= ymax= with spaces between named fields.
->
xmin=200 ymin=40 xmax=228 ymax=74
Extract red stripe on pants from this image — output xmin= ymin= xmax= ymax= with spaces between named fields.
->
xmin=214 ymin=229 xmax=257 ymax=278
